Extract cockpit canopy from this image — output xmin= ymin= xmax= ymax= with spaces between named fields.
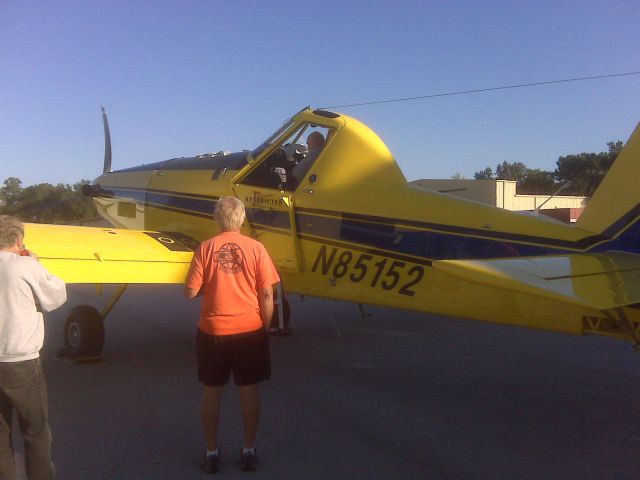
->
xmin=244 ymin=119 xmax=333 ymax=191
xmin=237 ymin=107 xmax=405 ymax=194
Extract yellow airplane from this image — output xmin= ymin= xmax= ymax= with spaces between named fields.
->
xmin=23 ymin=107 xmax=640 ymax=359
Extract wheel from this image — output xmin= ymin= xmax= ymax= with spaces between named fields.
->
xmin=63 ymin=305 xmax=105 ymax=357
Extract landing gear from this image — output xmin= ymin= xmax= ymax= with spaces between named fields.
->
xmin=59 ymin=305 xmax=105 ymax=360
xmin=57 ymin=284 xmax=128 ymax=363
xmin=269 ymin=286 xmax=291 ymax=335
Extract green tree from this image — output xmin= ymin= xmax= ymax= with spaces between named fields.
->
xmin=607 ymin=140 xmax=624 ymax=155
xmin=518 ymin=169 xmax=557 ymax=195
xmin=0 ymin=177 xmax=98 ymax=223
xmin=495 ymin=161 xmax=527 ymax=182
xmin=471 ymin=140 xmax=623 ymax=196
xmin=0 ymin=177 xmax=23 ymax=210
xmin=554 ymin=142 xmax=620 ymax=196
xmin=474 ymin=167 xmax=493 ymax=179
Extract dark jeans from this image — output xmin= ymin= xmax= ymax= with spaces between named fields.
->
xmin=0 ymin=358 xmax=54 ymax=480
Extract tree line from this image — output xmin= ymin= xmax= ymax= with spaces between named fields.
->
xmin=472 ymin=141 xmax=624 ymax=196
xmin=0 ymin=177 xmax=98 ymax=224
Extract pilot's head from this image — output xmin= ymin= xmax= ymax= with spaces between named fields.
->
xmin=0 ymin=215 xmax=25 ymax=252
xmin=214 ymin=196 xmax=245 ymax=232
xmin=306 ymin=131 xmax=325 ymax=151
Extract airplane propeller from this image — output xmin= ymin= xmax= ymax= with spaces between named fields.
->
xmin=102 ymin=106 xmax=112 ymax=174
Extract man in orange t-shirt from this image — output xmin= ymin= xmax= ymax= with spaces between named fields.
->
xmin=185 ymin=196 xmax=280 ymax=473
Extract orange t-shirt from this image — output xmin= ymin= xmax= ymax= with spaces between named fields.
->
xmin=186 ymin=231 xmax=280 ymax=335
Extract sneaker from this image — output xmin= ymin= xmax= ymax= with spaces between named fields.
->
xmin=280 ymin=327 xmax=292 ymax=336
xmin=202 ymin=450 xmax=220 ymax=474
xmin=240 ymin=448 xmax=258 ymax=472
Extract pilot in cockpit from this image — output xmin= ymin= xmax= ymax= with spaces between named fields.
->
xmin=306 ymin=131 xmax=326 ymax=151
xmin=291 ymin=132 xmax=325 ymax=184
xmin=254 ymin=131 xmax=326 ymax=191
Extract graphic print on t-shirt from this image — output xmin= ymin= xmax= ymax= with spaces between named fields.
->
xmin=215 ymin=243 xmax=245 ymax=274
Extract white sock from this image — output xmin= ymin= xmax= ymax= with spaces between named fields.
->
xmin=206 ymin=449 xmax=219 ymax=457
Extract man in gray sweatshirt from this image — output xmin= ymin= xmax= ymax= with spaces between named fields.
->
xmin=0 ymin=215 xmax=67 ymax=480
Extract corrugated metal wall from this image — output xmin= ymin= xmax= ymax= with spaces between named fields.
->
xmin=411 ymin=179 xmax=587 ymax=211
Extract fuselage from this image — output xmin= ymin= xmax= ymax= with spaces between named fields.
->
xmin=88 ymin=108 xmax=631 ymax=336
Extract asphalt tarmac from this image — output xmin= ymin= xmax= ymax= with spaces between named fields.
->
xmin=14 ymin=284 xmax=640 ymax=479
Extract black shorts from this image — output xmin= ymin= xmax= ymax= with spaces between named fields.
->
xmin=196 ymin=328 xmax=271 ymax=386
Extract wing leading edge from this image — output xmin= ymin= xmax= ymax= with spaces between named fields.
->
xmin=24 ymin=223 xmax=195 ymax=284
xmin=434 ymin=252 xmax=640 ymax=311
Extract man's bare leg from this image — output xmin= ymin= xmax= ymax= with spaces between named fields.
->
xmin=201 ymin=386 xmax=224 ymax=451
xmin=237 ymin=384 xmax=260 ymax=448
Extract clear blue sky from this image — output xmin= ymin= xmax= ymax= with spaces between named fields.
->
xmin=2 ymin=0 xmax=639 ymax=187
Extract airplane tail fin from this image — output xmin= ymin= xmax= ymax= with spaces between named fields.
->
xmin=576 ymin=122 xmax=640 ymax=244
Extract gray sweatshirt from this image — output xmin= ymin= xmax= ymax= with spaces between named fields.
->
xmin=0 ymin=251 xmax=67 ymax=362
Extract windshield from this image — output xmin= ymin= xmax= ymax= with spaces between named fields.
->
xmin=240 ymin=123 xmax=332 ymax=191
xmin=250 ymin=119 xmax=295 ymax=160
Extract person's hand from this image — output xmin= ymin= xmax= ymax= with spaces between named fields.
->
xmin=20 ymin=249 xmax=39 ymax=261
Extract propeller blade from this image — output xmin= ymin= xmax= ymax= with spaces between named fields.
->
xmin=101 ymin=106 xmax=112 ymax=174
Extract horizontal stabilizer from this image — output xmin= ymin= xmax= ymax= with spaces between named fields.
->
xmin=434 ymin=252 xmax=640 ymax=311
xmin=24 ymin=223 xmax=195 ymax=283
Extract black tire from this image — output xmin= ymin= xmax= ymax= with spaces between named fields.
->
xmin=64 ymin=305 xmax=105 ymax=357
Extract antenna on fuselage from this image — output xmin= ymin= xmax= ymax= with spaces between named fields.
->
xmin=535 ymin=180 xmax=572 ymax=213
xmin=101 ymin=106 xmax=112 ymax=173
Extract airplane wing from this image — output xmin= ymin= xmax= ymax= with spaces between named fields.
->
xmin=24 ymin=223 xmax=195 ymax=283
xmin=433 ymin=252 xmax=640 ymax=311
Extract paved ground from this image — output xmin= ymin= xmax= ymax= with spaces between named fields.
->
xmin=13 ymin=284 xmax=640 ymax=479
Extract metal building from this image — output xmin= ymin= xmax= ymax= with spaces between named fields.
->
xmin=410 ymin=179 xmax=587 ymax=222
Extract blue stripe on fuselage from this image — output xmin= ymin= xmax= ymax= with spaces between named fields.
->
xmin=100 ymin=187 xmax=219 ymax=217
xmin=592 ymin=217 xmax=640 ymax=254
xmin=97 ymin=187 xmax=639 ymax=260
xmin=294 ymin=212 xmax=565 ymax=260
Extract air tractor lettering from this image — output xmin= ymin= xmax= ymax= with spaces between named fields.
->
xmin=244 ymin=193 xmax=285 ymax=207
xmin=311 ymin=245 xmax=425 ymax=296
